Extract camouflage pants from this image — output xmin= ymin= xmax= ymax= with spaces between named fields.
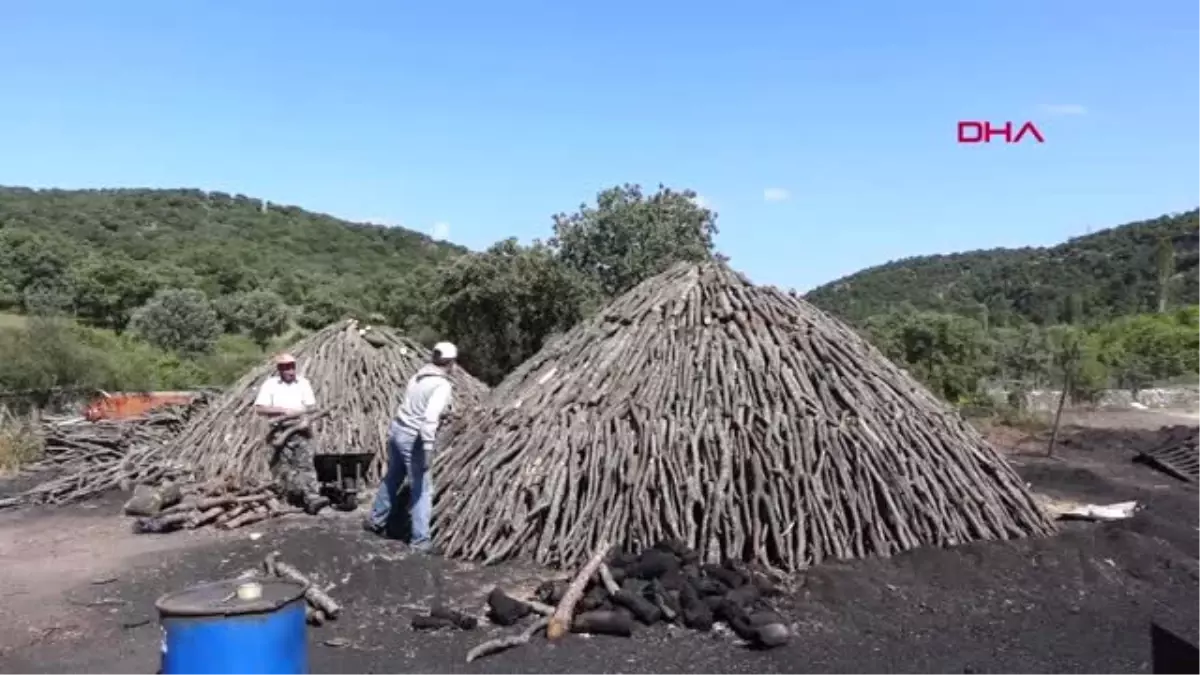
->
xmin=269 ymin=427 xmax=321 ymax=505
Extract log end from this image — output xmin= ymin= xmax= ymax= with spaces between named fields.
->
xmin=545 ymin=618 xmax=569 ymax=640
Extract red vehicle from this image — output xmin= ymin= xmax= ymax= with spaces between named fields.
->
xmin=83 ymin=391 xmax=200 ymax=421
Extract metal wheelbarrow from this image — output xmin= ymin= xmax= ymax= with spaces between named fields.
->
xmin=312 ymin=453 xmax=376 ymax=512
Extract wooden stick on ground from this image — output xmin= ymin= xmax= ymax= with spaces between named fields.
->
xmin=268 ymin=555 xmax=342 ymax=619
xmin=597 ymin=563 xmax=621 ymax=595
xmin=465 ymin=617 xmax=549 ymax=663
xmin=546 ymin=541 xmax=611 ymax=640
xmin=263 ymin=551 xmax=279 ymax=577
xmin=522 ymin=598 xmax=556 ymax=616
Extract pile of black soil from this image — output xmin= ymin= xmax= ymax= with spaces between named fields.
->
xmin=1046 ymin=424 xmax=1197 ymax=460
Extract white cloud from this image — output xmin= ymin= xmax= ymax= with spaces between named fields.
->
xmin=1037 ymin=103 xmax=1088 ymax=116
xmin=691 ymin=194 xmax=715 ymax=210
xmin=763 ymin=187 xmax=790 ymax=202
xmin=431 ymin=221 xmax=451 ymax=240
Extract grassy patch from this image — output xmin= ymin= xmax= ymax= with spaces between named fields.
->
xmin=0 ymin=312 xmax=28 ymax=329
xmin=0 ymin=409 xmax=43 ymax=475
xmin=0 ymin=315 xmax=297 ymax=396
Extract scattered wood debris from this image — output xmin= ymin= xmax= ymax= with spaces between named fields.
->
xmin=254 ymin=551 xmax=343 ymax=626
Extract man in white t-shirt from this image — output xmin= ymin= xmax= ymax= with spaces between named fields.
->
xmin=254 ymin=353 xmax=316 ymax=417
xmin=255 ymin=353 xmax=325 ymax=512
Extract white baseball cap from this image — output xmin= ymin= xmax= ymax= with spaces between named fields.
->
xmin=432 ymin=341 xmax=458 ymax=361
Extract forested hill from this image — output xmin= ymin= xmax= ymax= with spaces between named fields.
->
xmin=0 ymin=186 xmax=466 ymax=327
xmin=805 ymin=210 xmax=1200 ymax=326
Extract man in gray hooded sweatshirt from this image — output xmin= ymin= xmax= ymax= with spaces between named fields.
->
xmin=363 ymin=341 xmax=457 ymax=552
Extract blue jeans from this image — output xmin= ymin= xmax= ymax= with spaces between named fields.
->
xmin=368 ymin=421 xmax=432 ymax=546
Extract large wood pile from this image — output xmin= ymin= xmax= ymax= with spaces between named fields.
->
xmin=170 ymin=319 xmax=489 ymax=484
xmin=433 ymin=262 xmax=1057 ymax=571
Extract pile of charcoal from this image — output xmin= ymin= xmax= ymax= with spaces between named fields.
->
xmin=489 ymin=540 xmax=791 ymax=648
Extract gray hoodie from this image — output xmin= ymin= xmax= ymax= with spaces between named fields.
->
xmin=394 ymin=364 xmax=453 ymax=444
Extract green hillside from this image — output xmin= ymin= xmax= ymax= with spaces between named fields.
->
xmin=0 ymin=186 xmax=466 ymax=328
xmin=805 ymin=210 xmax=1200 ymax=326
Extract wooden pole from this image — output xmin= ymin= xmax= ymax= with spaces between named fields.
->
xmin=1046 ymin=366 xmax=1072 ymax=458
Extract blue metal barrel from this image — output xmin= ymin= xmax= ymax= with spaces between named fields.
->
xmin=156 ymin=577 xmax=309 ymax=674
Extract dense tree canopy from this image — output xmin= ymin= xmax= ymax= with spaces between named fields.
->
xmin=0 ymin=186 xmax=464 ymax=332
xmin=0 ymin=183 xmax=1196 ymax=405
xmin=806 ymin=210 xmax=1199 ymax=327
xmin=430 ymin=238 xmax=595 ymax=384
xmin=550 ymin=184 xmax=720 ymax=297
xmin=0 ymin=182 xmax=727 ymax=388
xmin=431 ymin=184 xmax=721 ymax=384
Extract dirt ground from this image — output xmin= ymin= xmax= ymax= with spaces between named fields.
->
xmin=0 ymin=411 xmax=1196 ymax=674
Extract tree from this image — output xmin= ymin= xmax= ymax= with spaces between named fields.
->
xmin=0 ymin=280 xmax=17 ymax=311
xmin=370 ymin=267 xmax=439 ymax=337
xmin=865 ymin=310 xmax=994 ymax=403
xmin=550 ymin=184 xmax=720 ymax=298
xmin=0 ymin=317 xmax=103 ymax=395
xmin=297 ymin=285 xmax=360 ymax=330
xmin=1045 ymin=325 xmax=1106 ymax=401
xmin=128 ymin=288 xmax=222 ymax=356
xmin=0 ymin=230 xmax=77 ymax=309
xmin=991 ymin=323 xmax=1050 ymax=387
xmin=217 ymin=290 xmax=290 ymax=348
xmin=22 ymin=281 xmax=75 ymax=317
xmin=1156 ymin=235 xmax=1174 ymax=313
xmin=430 ymin=238 xmax=596 ymax=385
xmin=70 ymin=255 xmax=159 ymax=331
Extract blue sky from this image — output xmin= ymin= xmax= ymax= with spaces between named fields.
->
xmin=1 ymin=1 xmax=1196 ymax=291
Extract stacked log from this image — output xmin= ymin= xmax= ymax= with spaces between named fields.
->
xmin=170 ymin=320 xmax=488 ymax=484
xmin=127 ymin=479 xmax=300 ymax=534
xmin=433 ymin=261 xmax=1057 ymax=572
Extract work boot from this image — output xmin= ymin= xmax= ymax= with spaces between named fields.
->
xmin=362 ymin=519 xmax=386 ymax=537
xmin=410 ymin=541 xmax=442 ymax=556
xmin=303 ymin=494 xmax=331 ymax=515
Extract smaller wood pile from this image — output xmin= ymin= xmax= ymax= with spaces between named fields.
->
xmin=126 ymin=478 xmax=304 ymax=534
xmin=1135 ymin=425 xmax=1199 ymax=483
xmin=443 ymin=539 xmax=791 ymax=663
xmin=0 ymin=398 xmax=209 ymax=509
xmin=170 ymin=320 xmax=488 ymax=485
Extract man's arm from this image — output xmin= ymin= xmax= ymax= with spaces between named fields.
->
xmin=420 ymin=382 xmax=453 ymax=444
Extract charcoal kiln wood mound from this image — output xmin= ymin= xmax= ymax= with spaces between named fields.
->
xmin=170 ymin=320 xmax=488 ymax=484
xmin=433 ymin=262 xmax=1056 ymax=571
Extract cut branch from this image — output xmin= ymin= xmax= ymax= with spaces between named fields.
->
xmin=547 ymin=541 xmax=611 ymax=640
